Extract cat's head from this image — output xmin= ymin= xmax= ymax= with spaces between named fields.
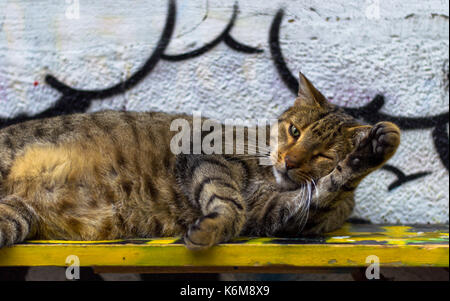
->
xmin=270 ymin=72 xmax=369 ymax=189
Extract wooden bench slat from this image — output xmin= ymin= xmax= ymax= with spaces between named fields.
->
xmin=0 ymin=224 xmax=447 ymax=268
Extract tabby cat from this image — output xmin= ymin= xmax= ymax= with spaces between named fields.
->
xmin=0 ymin=73 xmax=400 ymax=250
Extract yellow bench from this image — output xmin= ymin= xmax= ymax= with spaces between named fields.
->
xmin=0 ymin=224 xmax=447 ymax=274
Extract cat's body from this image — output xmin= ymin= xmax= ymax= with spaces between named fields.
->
xmin=0 ymin=73 xmax=400 ymax=250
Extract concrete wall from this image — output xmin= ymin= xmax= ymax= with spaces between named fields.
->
xmin=0 ymin=0 xmax=448 ymax=223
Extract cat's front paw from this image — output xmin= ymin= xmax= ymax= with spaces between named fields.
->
xmin=184 ymin=217 xmax=221 ymax=251
xmin=347 ymin=122 xmax=400 ymax=172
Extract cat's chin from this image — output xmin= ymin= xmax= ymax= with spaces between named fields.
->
xmin=272 ymin=167 xmax=300 ymax=190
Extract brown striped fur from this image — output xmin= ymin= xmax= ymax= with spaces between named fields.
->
xmin=0 ymin=73 xmax=400 ymax=250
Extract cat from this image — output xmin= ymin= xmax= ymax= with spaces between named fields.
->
xmin=0 ymin=72 xmax=400 ymax=250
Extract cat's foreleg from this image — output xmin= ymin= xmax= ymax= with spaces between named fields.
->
xmin=246 ymin=187 xmax=307 ymax=236
xmin=297 ymin=122 xmax=401 ymax=234
xmin=246 ymin=182 xmax=352 ymax=237
xmin=309 ymin=122 xmax=401 ymax=208
xmin=175 ymin=154 xmax=247 ymax=250
xmin=0 ymin=195 xmax=37 ymax=248
xmin=246 ymin=166 xmax=358 ymax=236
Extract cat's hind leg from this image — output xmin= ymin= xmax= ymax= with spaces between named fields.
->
xmin=0 ymin=195 xmax=37 ymax=248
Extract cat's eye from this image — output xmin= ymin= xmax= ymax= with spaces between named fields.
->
xmin=289 ymin=124 xmax=300 ymax=138
xmin=315 ymin=153 xmax=334 ymax=160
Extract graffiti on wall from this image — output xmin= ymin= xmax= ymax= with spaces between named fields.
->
xmin=0 ymin=0 xmax=448 ymax=192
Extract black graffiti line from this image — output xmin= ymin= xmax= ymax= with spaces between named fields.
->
xmin=161 ymin=2 xmax=262 ymax=61
xmin=432 ymin=123 xmax=449 ymax=171
xmin=0 ymin=0 xmax=176 ymax=129
xmin=1 ymin=0 xmax=264 ymax=130
xmin=224 ymin=34 xmax=263 ymax=54
xmin=0 ymin=0 xmax=262 ymax=130
xmin=269 ymin=9 xmax=299 ymax=95
xmin=382 ymin=165 xmax=432 ymax=191
xmin=0 ymin=0 xmax=260 ymax=131
xmin=269 ymin=8 xmax=449 ymax=172
xmin=343 ymin=94 xmax=449 ymax=130
xmin=45 ymin=1 xmax=176 ymax=100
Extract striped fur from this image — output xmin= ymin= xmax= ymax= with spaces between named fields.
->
xmin=0 ymin=73 xmax=400 ymax=250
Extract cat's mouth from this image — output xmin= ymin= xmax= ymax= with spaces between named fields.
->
xmin=272 ymin=167 xmax=300 ymax=190
xmin=273 ymin=166 xmax=320 ymax=191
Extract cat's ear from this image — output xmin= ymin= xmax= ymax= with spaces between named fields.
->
xmin=295 ymin=72 xmax=329 ymax=108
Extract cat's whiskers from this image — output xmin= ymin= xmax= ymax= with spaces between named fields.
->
xmin=288 ymin=183 xmax=306 ymax=224
xmin=311 ymin=179 xmax=318 ymax=198
xmin=297 ymin=181 xmax=312 ymax=232
xmin=306 ymin=182 xmax=313 ymax=227
xmin=287 ymin=171 xmax=313 ymax=232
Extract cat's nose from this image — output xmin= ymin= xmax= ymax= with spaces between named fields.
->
xmin=285 ymin=155 xmax=298 ymax=170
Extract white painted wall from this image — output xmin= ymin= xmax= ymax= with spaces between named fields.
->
xmin=0 ymin=0 xmax=448 ymax=223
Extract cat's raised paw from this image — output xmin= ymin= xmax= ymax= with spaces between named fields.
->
xmin=348 ymin=121 xmax=400 ymax=172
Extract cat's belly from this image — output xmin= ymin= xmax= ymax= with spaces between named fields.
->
xmin=3 ymin=141 xmax=194 ymax=240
